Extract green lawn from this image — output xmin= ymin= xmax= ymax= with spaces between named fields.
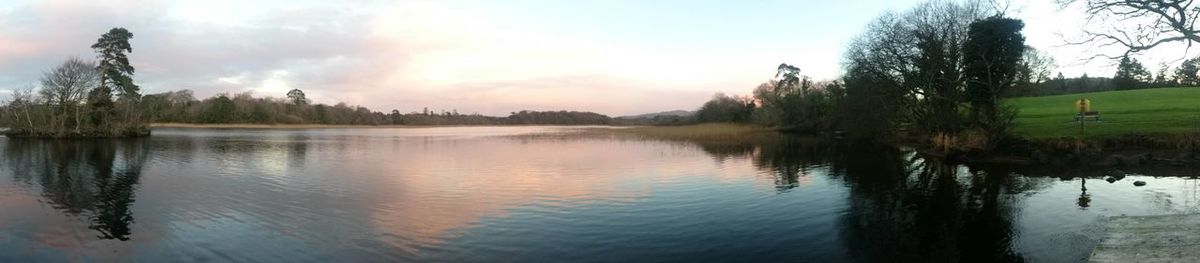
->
xmin=1008 ymin=87 xmax=1200 ymax=138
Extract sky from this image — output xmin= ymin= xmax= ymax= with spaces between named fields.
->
xmin=0 ymin=0 xmax=1194 ymax=116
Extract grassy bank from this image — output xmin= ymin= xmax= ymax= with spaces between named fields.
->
xmin=1009 ymin=87 xmax=1200 ymax=139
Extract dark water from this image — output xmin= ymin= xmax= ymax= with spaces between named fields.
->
xmin=2 ymin=127 xmax=1199 ymax=262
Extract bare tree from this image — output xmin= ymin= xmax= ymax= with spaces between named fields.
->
xmin=1020 ymin=47 xmax=1057 ymax=83
xmin=8 ymin=86 xmax=37 ymax=131
xmin=844 ymin=0 xmax=988 ymax=134
xmin=1063 ymin=0 xmax=1200 ymax=58
xmin=40 ymin=57 xmax=100 ymax=133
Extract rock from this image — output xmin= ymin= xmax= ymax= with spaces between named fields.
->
xmin=1134 ymin=181 xmax=1147 ymax=187
xmin=1104 ymin=171 xmax=1126 ymax=183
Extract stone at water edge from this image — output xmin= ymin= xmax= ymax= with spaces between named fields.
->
xmin=1104 ymin=170 xmax=1126 ymax=183
xmin=1133 ymin=181 xmax=1147 ymax=187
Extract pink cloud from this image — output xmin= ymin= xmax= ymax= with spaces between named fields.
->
xmin=0 ymin=1 xmax=760 ymax=116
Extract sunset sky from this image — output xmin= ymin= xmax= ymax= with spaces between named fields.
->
xmin=1 ymin=0 xmax=1195 ymax=116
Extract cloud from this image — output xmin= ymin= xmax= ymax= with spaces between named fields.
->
xmin=0 ymin=0 xmax=777 ymax=115
xmin=423 ymin=76 xmax=720 ymax=116
xmin=6 ymin=0 xmax=1191 ymax=116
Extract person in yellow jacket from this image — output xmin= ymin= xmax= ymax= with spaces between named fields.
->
xmin=1075 ymin=98 xmax=1091 ymax=113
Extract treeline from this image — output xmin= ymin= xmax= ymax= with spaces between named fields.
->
xmin=696 ymin=1 xmax=1032 ymax=155
xmin=691 ymin=0 xmax=1200 ymax=151
xmin=2 ymin=28 xmax=148 ymax=138
xmin=4 ymin=87 xmax=619 ymax=128
xmin=0 ymin=29 xmax=619 ymax=133
xmin=135 ymin=89 xmax=614 ymax=126
xmin=1012 ymin=75 xmax=1115 ymax=96
xmin=1015 ymin=56 xmax=1200 ymax=97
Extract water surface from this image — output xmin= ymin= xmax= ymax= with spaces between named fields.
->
xmin=1 ymin=126 xmax=1198 ymax=262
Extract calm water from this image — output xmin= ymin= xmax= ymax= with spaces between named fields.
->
xmin=2 ymin=127 xmax=1200 ymax=262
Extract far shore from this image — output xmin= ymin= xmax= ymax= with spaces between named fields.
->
xmin=149 ymin=123 xmax=631 ymax=129
xmin=12 ymin=123 xmax=1200 ymax=167
xmin=153 ymin=123 xmax=467 ymax=129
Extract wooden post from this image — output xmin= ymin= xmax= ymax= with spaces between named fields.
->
xmin=1078 ymin=98 xmax=1085 ymax=135
xmin=1080 ymin=108 xmax=1085 ymax=134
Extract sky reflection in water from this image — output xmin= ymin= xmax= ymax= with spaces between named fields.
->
xmin=1 ymin=127 xmax=1199 ymax=262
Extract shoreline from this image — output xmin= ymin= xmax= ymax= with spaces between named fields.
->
xmin=908 ymin=133 xmax=1200 ymax=167
xmin=152 ymin=123 xmax=440 ymax=129
xmin=148 ymin=123 xmax=626 ymax=129
xmin=10 ymin=123 xmax=1200 ymax=167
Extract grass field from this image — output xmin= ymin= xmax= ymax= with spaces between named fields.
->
xmin=1009 ymin=87 xmax=1200 ymax=138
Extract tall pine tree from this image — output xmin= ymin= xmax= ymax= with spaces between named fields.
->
xmin=1113 ymin=56 xmax=1151 ymax=90
xmin=91 ymin=28 xmax=142 ymax=129
xmin=93 ymin=28 xmax=138 ymax=100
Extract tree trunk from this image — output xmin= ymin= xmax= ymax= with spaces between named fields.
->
xmin=22 ymin=104 xmax=33 ymax=131
xmin=75 ymin=104 xmax=82 ymax=133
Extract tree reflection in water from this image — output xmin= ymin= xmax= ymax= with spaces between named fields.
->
xmin=3 ymin=139 xmax=148 ymax=241
xmin=694 ymin=136 xmax=833 ymax=192
xmin=692 ymin=136 xmax=1046 ymax=262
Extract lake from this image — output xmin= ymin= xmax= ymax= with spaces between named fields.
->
xmin=1 ymin=126 xmax=1199 ymax=262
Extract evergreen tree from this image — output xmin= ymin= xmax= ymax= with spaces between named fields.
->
xmin=1113 ymin=56 xmax=1151 ymax=90
xmin=92 ymin=28 xmax=138 ymax=100
xmin=86 ymin=86 xmax=113 ymax=129
xmin=1154 ymin=63 xmax=1172 ymax=86
xmin=962 ymin=16 xmax=1025 ymax=135
xmin=1055 ymin=72 xmax=1068 ymax=92
xmin=1176 ymin=57 xmax=1200 ymax=86
xmin=286 ymin=89 xmax=309 ymax=105
xmin=1077 ymin=73 xmax=1091 ymax=91
xmin=91 ymin=27 xmax=144 ymax=133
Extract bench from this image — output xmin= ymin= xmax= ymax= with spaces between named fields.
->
xmin=1074 ymin=111 xmax=1101 ymax=122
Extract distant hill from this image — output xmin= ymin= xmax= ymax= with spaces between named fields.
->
xmin=614 ymin=110 xmax=694 ymax=125
xmin=617 ymin=110 xmax=694 ymax=119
